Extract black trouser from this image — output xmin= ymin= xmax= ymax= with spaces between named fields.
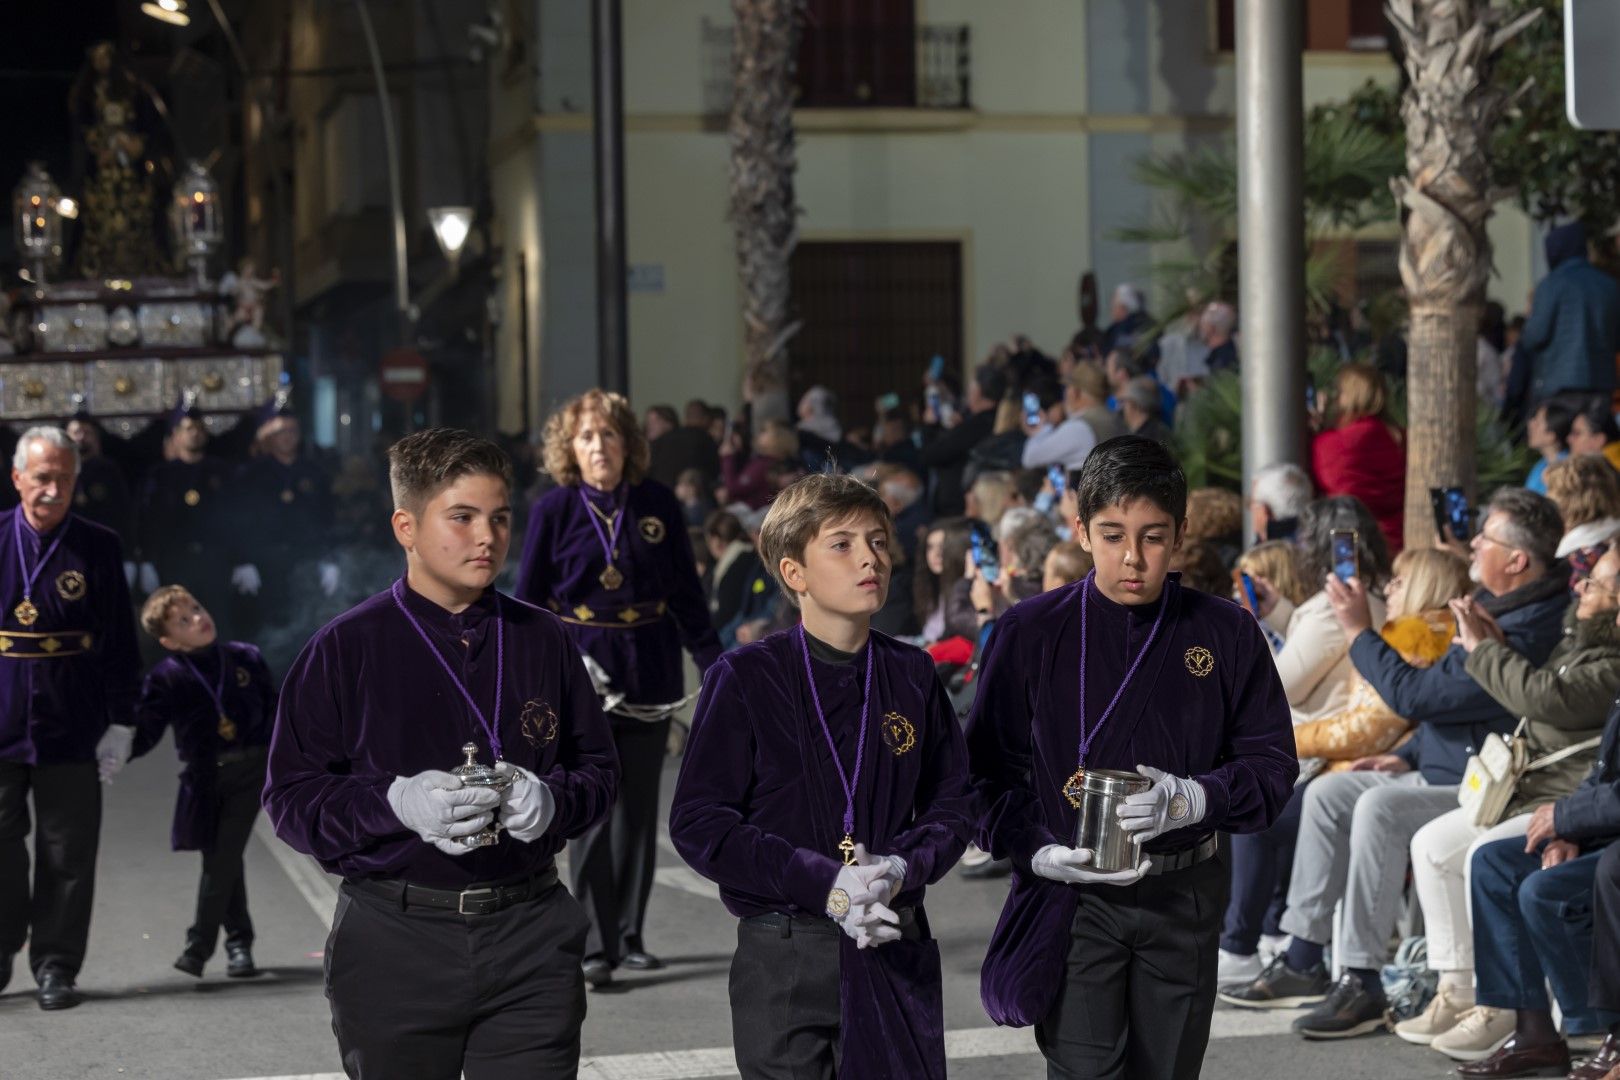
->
xmin=1592 ymin=842 xmax=1620 ymax=1017
xmin=729 ymin=916 xmax=842 ymax=1080
xmin=1037 ymin=855 xmax=1227 ymax=1080
xmin=0 ymin=760 xmax=101 ymax=981
xmin=187 ymin=754 xmax=266 ymax=958
xmin=326 ymin=877 xmax=589 ymax=1079
xmin=571 ymin=717 xmax=667 ymax=963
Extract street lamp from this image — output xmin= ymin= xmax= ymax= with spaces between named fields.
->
xmin=170 ymin=160 xmax=222 ymax=286
xmin=140 ymin=0 xmax=191 ymax=26
xmin=13 ymin=162 xmax=63 ymax=287
xmin=427 ymin=206 xmax=474 ymax=270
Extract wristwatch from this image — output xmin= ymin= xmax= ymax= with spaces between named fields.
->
xmin=826 ymin=887 xmax=851 ymax=918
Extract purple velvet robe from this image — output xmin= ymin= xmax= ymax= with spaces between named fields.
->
xmin=669 ymin=629 xmax=974 ymax=1078
xmin=515 ymin=479 xmax=720 ymax=706
xmin=262 ymin=579 xmax=620 ymax=888
xmin=132 ymin=641 xmax=277 ymax=850
xmin=0 ymin=509 xmax=140 ymax=765
xmin=964 ymin=574 xmax=1296 ymax=1027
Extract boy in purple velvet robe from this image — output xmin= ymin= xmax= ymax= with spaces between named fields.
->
xmin=669 ymin=472 xmax=974 ymax=1079
xmin=262 ymin=429 xmax=618 ymax=1079
xmin=966 ymin=435 xmax=1296 ymax=1080
xmin=131 ymin=585 xmax=276 ymax=979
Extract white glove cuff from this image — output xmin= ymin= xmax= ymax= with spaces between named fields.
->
xmin=386 ymin=776 xmax=410 ymax=828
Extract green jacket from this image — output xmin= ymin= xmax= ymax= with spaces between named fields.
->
xmin=1464 ymin=609 xmax=1620 ymax=814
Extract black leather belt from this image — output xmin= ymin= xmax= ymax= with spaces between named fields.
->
xmin=347 ymin=865 xmax=560 ymax=916
xmin=216 ymin=746 xmax=267 ymax=766
xmin=742 ymin=907 xmax=926 ymax=941
xmin=1145 ymin=834 xmax=1219 ymax=876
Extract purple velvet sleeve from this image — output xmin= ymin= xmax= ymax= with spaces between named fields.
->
xmin=261 ymin=632 xmax=406 ymax=865
xmin=669 ymin=657 xmax=842 ymax=912
xmin=1191 ymin=614 xmax=1299 ymax=832
xmin=885 ymin=670 xmax=973 ymax=893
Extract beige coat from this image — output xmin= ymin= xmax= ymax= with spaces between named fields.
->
xmin=1265 ymin=589 xmax=1389 ymax=725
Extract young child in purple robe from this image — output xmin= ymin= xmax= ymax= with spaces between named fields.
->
xmin=670 ymin=472 xmax=974 ymax=1079
xmin=131 ymin=585 xmax=276 ymax=980
xmin=966 ymin=435 xmax=1296 ymax=1080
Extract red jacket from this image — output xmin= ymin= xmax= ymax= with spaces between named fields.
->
xmin=1311 ymin=416 xmax=1406 ymax=554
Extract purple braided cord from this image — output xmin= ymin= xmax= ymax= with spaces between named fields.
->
xmin=391 ymin=579 xmax=506 ymax=761
xmin=13 ymin=511 xmax=71 ymax=604
xmin=798 ymin=623 xmax=873 ymax=838
xmin=1076 ymin=570 xmax=1168 ymax=769
xmin=578 ymin=485 xmax=624 ymax=576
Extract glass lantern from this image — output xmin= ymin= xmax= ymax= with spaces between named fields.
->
xmin=170 ymin=160 xmax=221 ymax=286
xmin=13 ymin=162 xmax=63 ymax=288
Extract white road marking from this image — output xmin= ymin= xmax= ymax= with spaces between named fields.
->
xmin=252 ymin=814 xmax=338 ymax=931
xmin=223 ymin=1011 xmax=1299 ymax=1080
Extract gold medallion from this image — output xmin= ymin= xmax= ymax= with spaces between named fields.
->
xmin=599 ymin=565 xmax=625 ymax=590
xmin=13 ymin=599 xmax=39 ymax=627
xmin=1061 ymin=767 xmax=1087 ymax=809
xmin=280 ymin=489 xmax=295 ymax=504
xmin=837 ymin=834 xmax=857 ymax=865
xmin=826 ymin=887 xmax=851 ymax=917
xmin=56 ymin=570 xmax=87 ymax=602
xmin=217 ymin=714 xmax=237 ymax=741
xmin=184 ymin=489 xmax=201 ymax=507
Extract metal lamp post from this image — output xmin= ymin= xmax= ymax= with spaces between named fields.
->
xmin=171 ymin=160 xmax=223 ymax=287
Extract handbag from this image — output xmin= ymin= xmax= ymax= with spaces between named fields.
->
xmin=1457 ymin=719 xmax=1602 ymax=828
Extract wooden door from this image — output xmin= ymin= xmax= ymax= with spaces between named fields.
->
xmin=797 ymin=0 xmax=916 ymax=107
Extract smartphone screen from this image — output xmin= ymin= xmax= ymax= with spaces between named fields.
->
xmin=1445 ymin=488 xmax=1472 ymax=541
xmin=971 ymin=531 xmax=1001 ymax=584
xmin=876 ymin=392 xmax=901 ymax=412
xmin=1048 ymin=464 xmax=1066 ymax=497
xmin=928 ymin=354 xmax=946 ymax=382
xmin=1240 ymin=571 xmax=1261 ymax=615
xmin=1022 ymin=391 xmax=1042 ymax=427
xmin=1330 ymin=529 xmax=1359 ymax=583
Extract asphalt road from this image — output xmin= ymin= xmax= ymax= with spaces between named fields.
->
xmin=0 ymin=736 xmax=1537 ymax=1080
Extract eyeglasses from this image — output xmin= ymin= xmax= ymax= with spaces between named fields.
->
xmin=1473 ymin=532 xmax=1520 ymax=554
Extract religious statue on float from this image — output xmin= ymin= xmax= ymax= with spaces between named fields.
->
xmin=69 ymin=40 xmax=166 ymax=279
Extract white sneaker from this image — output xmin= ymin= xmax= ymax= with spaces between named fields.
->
xmin=1259 ymin=934 xmax=1290 ymax=965
xmin=1393 ymin=984 xmax=1474 ymax=1046
xmin=959 ymin=844 xmax=991 ymax=869
xmin=1218 ymin=949 xmax=1262 ymax=983
xmin=1430 ymin=1006 xmax=1514 ymax=1062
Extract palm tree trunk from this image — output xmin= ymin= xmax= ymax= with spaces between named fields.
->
xmin=730 ymin=0 xmax=803 ymax=429
xmin=1387 ymin=0 xmax=1538 ymax=551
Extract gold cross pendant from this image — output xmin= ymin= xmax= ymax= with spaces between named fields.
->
xmin=838 ymin=834 xmax=856 ymax=865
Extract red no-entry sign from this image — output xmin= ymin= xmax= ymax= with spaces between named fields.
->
xmin=379 ymin=348 xmax=430 ymax=403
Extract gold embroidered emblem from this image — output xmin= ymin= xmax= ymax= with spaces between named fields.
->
xmin=56 ymin=570 xmax=87 ymax=602
xmin=639 ymin=517 xmax=666 ymax=544
xmin=881 ymin=712 xmax=917 ymax=755
xmin=41 ymin=637 xmax=61 ymax=654
xmin=184 ymin=489 xmax=201 ymax=507
xmin=572 ymin=604 xmax=595 ymax=621
xmin=520 ymin=699 xmax=560 ymax=746
xmin=235 ymin=667 xmax=251 ymax=688
xmin=1184 ymin=646 xmax=1215 ymax=678
xmin=617 ymin=607 xmax=640 ymax=623
xmin=0 ymin=637 xmax=12 ymax=652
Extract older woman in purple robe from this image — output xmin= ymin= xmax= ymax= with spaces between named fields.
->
xmin=516 ymin=389 xmax=721 ymax=988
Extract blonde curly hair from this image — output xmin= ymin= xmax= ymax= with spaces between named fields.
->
xmin=541 ymin=389 xmax=650 ymax=486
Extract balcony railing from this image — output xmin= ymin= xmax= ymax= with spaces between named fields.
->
xmin=702 ymin=19 xmax=972 ymax=117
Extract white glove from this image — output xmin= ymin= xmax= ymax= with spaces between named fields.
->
xmin=123 ymin=561 xmax=137 ymax=590
xmin=1031 ymin=844 xmax=1151 ymax=886
xmin=138 ymin=562 xmax=160 ymax=594
xmin=231 ymin=564 xmax=262 ymax=596
xmin=96 ymin=724 xmax=136 ymax=784
xmin=851 ymin=842 xmax=908 ymax=905
xmin=386 ymin=771 xmax=501 ymax=855
xmin=493 ymin=762 xmax=555 ymax=843
xmin=1115 ymin=764 xmax=1208 ymax=843
xmin=319 ymin=561 xmax=341 ymax=597
xmin=825 ymin=862 xmax=902 ymax=949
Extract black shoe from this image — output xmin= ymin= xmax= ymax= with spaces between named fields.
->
xmin=582 ymin=957 xmax=613 ymax=989
xmin=173 ymin=951 xmax=206 ymax=978
xmin=959 ymin=857 xmax=1012 ymax=881
xmin=1291 ymin=973 xmax=1388 ymax=1040
xmin=224 ymin=944 xmax=257 ymax=978
xmin=1217 ymin=954 xmax=1332 ymax=1009
xmin=37 ymin=971 xmax=81 ymax=1011
xmin=1 ymin=952 xmax=12 ymax=995
xmin=620 ymin=948 xmax=663 ymax=971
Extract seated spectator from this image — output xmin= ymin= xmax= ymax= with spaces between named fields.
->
xmin=720 ymin=419 xmax=798 ymax=509
xmin=1041 ymin=539 xmax=1092 ymax=590
xmin=914 ymin=517 xmax=973 ymax=644
xmin=1201 ymin=300 xmax=1239 ymax=374
xmin=1219 ymin=547 xmax=1470 ymax=984
xmin=1568 ymin=393 xmax=1620 ymax=474
xmin=1223 ymin=489 xmax=1569 ymax=1039
xmin=1119 ymin=376 xmax=1176 ymax=448
xmin=1460 ymin=684 xmax=1620 ymax=1076
xmin=1256 ymin=496 xmax=1392 ymax=725
xmin=795 ymin=385 xmax=869 ymax=472
xmin=1171 ymin=540 xmax=1230 ymax=595
xmin=1102 ymin=281 xmax=1152 ymax=355
xmin=644 ymin=404 xmax=677 ymax=443
xmin=919 ymin=362 xmax=1005 ymax=516
xmin=1106 ymin=348 xmax=1177 ymax=425
xmin=871 ymin=407 xmax=922 ymax=472
xmin=1021 ymin=363 xmax=1117 ymax=471
xmin=674 ymin=467 xmax=717 ymax=528
xmin=705 ymin=404 xmax=729 ymax=447
xmin=703 ymin=511 xmax=763 ymax=642
xmin=1400 ymin=541 xmax=1620 ymax=1056
xmin=1185 ymin=486 xmax=1244 ymax=568
xmin=1248 ymin=461 xmax=1314 ymax=542
xmin=1546 ymin=454 xmax=1620 ymax=584
xmin=964 ymin=470 xmax=1018 ymax=530
xmin=647 ymin=399 xmax=722 ymax=488
xmin=968 ymin=383 xmax=1037 ymax=479
xmin=868 ymin=464 xmax=929 ymax=637
xmin=1586 ymin=842 xmax=1620 ymax=1079
xmin=1525 ymin=395 xmax=1575 ymax=495
xmin=1235 ymin=539 xmax=1310 ymax=620
xmin=1311 ymin=362 xmax=1406 ymax=554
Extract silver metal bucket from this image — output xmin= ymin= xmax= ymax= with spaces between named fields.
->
xmin=1071 ymin=768 xmax=1150 ymax=872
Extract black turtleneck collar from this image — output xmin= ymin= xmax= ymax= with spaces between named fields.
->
xmin=579 ymin=480 xmax=627 ymax=506
xmin=804 ymin=627 xmax=862 ymax=666
xmin=398 ymin=575 xmax=498 ymax=634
